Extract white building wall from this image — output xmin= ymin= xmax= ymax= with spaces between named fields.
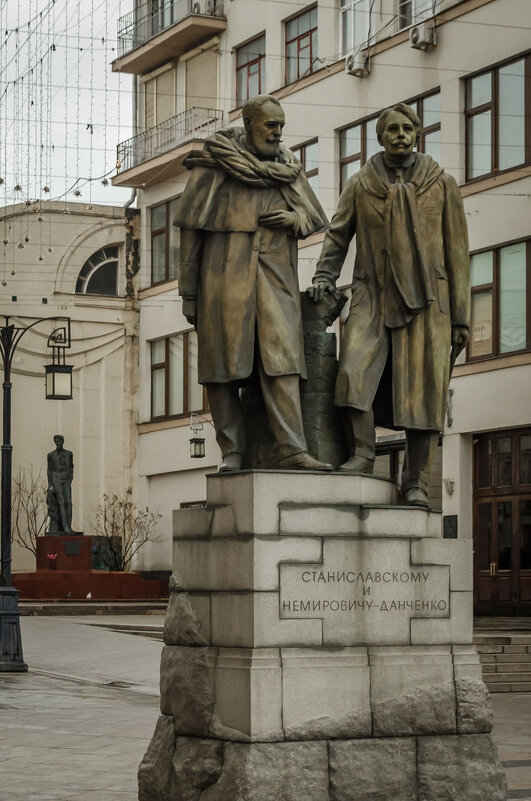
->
xmin=1 ymin=202 xmax=140 ymax=572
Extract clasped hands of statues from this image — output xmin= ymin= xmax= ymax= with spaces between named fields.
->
xmin=307 ymin=279 xmax=470 ymax=357
xmin=181 ymin=210 xmax=298 ymax=328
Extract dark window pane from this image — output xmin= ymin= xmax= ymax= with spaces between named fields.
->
xmin=468 ymin=111 xmax=492 ymax=178
xmin=467 ymin=73 xmax=491 ymax=108
xmin=498 ymin=59 xmax=525 ymax=171
xmin=477 ymin=503 xmax=491 ymax=571
xmin=497 ymin=437 xmax=512 ymax=487
xmin=85 ymin=261 xmax=118 ymax=296
xmin=151 ymin=203 xmax=166 ymax=230
xmin=520 ymin=436 xmax=531 ymax=485
xmin=477 ymin=437 xmax=493 ymax=488
xmin=169 ymin=198 xmax=181 ymax=281
xmin=152 ymin=232 xmax=166 ymax=283
xmin=188 ymin=330 xmax=204 ymax=412
xmin=470 ymin=290 xmax=493 ymax=358
xmin=520 ymin=499 xmax=531 ymax=570
xmin=497 ymin=500 xmax=512 ymax=570
xmin=168 ymin=334 xmax=184 ymax=416
xmin=499 ymin=241 xmax=526 ymax=354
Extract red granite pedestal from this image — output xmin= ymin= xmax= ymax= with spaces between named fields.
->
xmin=13 ymin=535 xmax=168 ymax=600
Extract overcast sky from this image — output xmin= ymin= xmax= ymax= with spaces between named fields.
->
xmin=1 ymin=0 xmax=134 ymax=209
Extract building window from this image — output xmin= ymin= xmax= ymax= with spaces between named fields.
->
xmin=151 ymin=198 xmax=180 ymax=285
xmin=151 ymin=0 xmax=176 ymax=37
xmin=143 ymin=65 xmax=176 ymax=129
xmin=292 ymin=139 xmax=319 ymax=194
xmin=397 ymin=0 xmax=437 ymax=30
xmin=469 ymin=238 xmax=530 ymax=360
xmin=76 ymin=247 xmax=119 ymax=296
xmin=465 ymin=53 xmax=530 ymax=182
xmin=285 ymin=6 xmax=318 ymax=85
xmin=340 ymin=0 xmax=372 ymax=57
xmin=339 ymin=90 xmax=441 ymax=191
xmin=236 ymin=35 xmax=265 ymax=105
xmin=150 ymin=330 xmax=207 ymax=420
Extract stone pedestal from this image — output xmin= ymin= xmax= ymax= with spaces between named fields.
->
xmin=139 ymin=471 xmax=507 ymax=801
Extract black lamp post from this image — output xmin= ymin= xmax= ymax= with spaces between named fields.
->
xmin=0 ymin=316 xmax=72 ymax=672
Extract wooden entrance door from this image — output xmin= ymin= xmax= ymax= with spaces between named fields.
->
xmin=474 ymin=428 xmax=531 ymax=615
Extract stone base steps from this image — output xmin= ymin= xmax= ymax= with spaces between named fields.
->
xmin=475 ymin=633 xmax=531 ymax=693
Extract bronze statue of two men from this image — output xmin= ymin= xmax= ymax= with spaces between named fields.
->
xmin=175 ymin=96 xmax=470 ymax=507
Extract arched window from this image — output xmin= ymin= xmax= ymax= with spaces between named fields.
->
xmin=76 ymin=247 xmax=119 ymax=296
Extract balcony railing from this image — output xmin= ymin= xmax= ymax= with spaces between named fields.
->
xmin=117 ymin=0 xmax=225 ymax=57
xmin=116 ymin=106 xmax=224 ymax=174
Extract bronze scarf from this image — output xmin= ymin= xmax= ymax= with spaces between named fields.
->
xmin=359 ymin=153 xmax=444 ymax=323
xmin=183 ymin=128 xmax=302 ymax=187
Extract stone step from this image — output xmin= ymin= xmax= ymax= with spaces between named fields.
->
xmin=486 ymin=680 xmax=531 ymax=693
xmin=482 ymin=663 xmax=531 ymax=674
xmin=480 ymin=652 xmax=531 ymax=663
xmin=485 ymin=671 xmax=531 ymax=683
xmin=476 ymin=644 xmax=531 ymax=654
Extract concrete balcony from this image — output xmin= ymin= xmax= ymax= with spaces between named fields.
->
xmin=112 ymin=0 xmax=226 ymax=75
xmin=112 ymin=106 xmax=224 ymax=188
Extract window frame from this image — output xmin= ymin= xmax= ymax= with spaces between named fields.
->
xmin=340 ymin=0 xmax=372 ymax=57
xmin=75 ymin=246 xmax=120 ymax=297
xmin=292 ymin=137 xmax=319 ymax=186
xmin=235 ymin=33 xmax=266 ymax=106
xmin=338 ymin=88 xmax=441 ymax=192
xmin=150 ymin=196 xmax=180 ymax=286
xmin=397 ymin=0 xmax=436 ymax=31
xmin=468 ymin=236 xmax=531 ymax=362
xmin=284 ymin=5 xmax=318 ymax=86
xmin=465 ymin=50 xmax=531 ymax=184
xmin=150 ymin=329 xmax=208 ymax=422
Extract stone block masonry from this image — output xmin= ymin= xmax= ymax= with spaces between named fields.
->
xmin=139 ymin=472 xmax=507 ymax=800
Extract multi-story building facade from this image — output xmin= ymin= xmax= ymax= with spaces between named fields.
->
xmin=112 ymin=0 xmax=531 ymax=616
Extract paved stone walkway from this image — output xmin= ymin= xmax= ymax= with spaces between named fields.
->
xmin=0 ymin=615 xmax=529 ymax=800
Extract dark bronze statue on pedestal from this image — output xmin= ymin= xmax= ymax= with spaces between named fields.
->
xmin=47 ymin=434 xmax=75 ymax=534
xmin=308 ymin=103 xmax=470 ymax=507
xmin=174 ymin=94 xmax=332 ymax=472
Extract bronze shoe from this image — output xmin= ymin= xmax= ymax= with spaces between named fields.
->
xmin=218 ymin=452 xmax=242 ymax=473
xmin=337 ymin=455 xmax=375 ymax=474
xmin=403 ymin=487 xmax=429 ymax=508
xmin=277 ymin=451 xmax=333 ymax=471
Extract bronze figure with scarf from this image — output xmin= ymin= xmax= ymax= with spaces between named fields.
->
xmin=309 ymin=103 xmax=470 ymax=506
xmin=174 ymin=95 xmax=332 ymax=472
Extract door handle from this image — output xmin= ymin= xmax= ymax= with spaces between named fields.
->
xmin=490 ymin=562 xmax=497 ymax=576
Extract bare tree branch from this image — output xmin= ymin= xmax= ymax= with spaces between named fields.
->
xmin=91 ymin=487 xmax=162 ymax=572
xmin=11 ymin=466 xmax=48 ymax=556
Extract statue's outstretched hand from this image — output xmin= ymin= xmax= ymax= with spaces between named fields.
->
xmin=306 ymin=280 xmax=335 ymax=303
xmin=182 ymin=298 xmax=197 ymax=327
xmin=259 ymin=210 xmax=297 ymax=229
xmin=451 ymin=325 xmax=469 ymax=357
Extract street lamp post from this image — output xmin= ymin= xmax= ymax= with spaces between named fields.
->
xmin=0 ymin=316 xmax=72 ymax=672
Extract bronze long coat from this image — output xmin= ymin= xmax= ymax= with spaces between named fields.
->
xmin=175 ymin=147 xmax=328 ymax=384
xmin=314 ymin=152 xmax=470 ymax=431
